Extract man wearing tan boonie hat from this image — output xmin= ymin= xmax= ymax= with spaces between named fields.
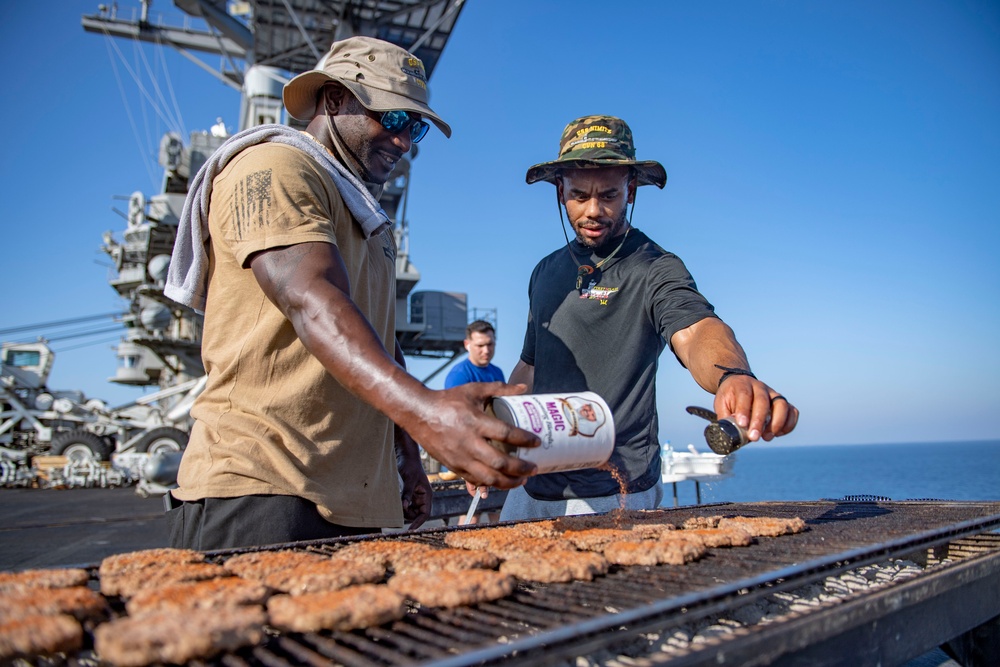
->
xmin=166 ymin=36 xmax=540 ymax=550
xmin=498 ymin=116 xmax=799 ymax=522
xmin=282 ymin=36 xmax=451 ymax=138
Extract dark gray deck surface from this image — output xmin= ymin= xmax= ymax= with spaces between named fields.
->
xmin=0 ymin=487 xmax=167 ymax=570
xmin=0 ymin=485 xmax=472 ymax=571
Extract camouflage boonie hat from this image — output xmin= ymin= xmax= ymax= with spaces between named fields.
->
xmin=526 ymin=116 xmax=666 ymax=188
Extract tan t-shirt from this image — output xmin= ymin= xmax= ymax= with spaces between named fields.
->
xmin=173 ymin=141 xmax=402 ymax=528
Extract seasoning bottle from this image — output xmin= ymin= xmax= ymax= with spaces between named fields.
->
xmin=486 ymin=392 xmax=615 ymax=473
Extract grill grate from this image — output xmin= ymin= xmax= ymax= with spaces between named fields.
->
xmin=77 ymin=500 xmax=1000 ymax=666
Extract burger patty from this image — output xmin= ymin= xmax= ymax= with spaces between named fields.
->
xmin=93 ymin=605 xmax=266 ymax=667
xmin=601 ymin=537 xmax=707 ymax=566
xmin=718 ymin=516 xmax=807 ymax=537
xmin=223 ymin=549 xmax=328 ymax=579
xmin=681 ymin=526 xmax=754 ymax=547
xmin=509 ymin=520 xmax=561 ymax=538
xmin=126 ymin=577 xmax=272 ymax=616
xmin=682 ymin=515 xmax=721 ymax=530
xmin=262 ymin=557 xmax=385 ymax=595
xmin=0 ymin=586 xmax=108 ymax=624
xmin=392 ymin=547 xmax=499 ymax=574
xmin=333 ymin=540 xmax=436 ymax=569
xmin=267 ymin=584 xmax=406 ymax=633
xmin=99 ymin=548 xmax=204 ymax=578
xmin=500 ymin=549 xmax=609 ymax=583
xmin=561 ymin=528 xmax=641 ymax=551
xmin=0 ymin=567 xmax=89 ymax=593
xmin=445 ymin=529 xmax=574 ymax=558
xmin=551 ymin=514 xmax=612 ymax=532
xmin=627 ymin=520 xmax=678 ymax=538
xmin=443 ymin=523 xmax=562 ymax=552
xmin=389 ymin=569 xmax=516 ymax=608
xmin=101 ymin=562 xmax=230 ymax=598
xmin=681 ymin=515 xmax=807 ymax=537
xmin=0 ymin=614 xmax=83 ymax=661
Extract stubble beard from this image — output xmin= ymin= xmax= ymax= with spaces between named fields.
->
xmin=574 ymin=208 xmax=629 ymax=251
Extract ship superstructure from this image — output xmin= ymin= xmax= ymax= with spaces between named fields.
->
xmin=83 ymin=0 xmax=476 ymax=418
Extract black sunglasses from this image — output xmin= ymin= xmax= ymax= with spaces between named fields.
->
xmin=378 ymin=110 xmax=430 ymax=143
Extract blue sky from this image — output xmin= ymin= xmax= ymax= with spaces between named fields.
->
xmin=2 ymin=1 xmax=998 ymax=448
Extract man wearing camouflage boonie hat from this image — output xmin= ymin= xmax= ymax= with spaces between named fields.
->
xmin=499 ymin=115 xmax=799 ymax=521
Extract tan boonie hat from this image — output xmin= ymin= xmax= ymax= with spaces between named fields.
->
xmin=526 ymin=116 xmax=665 ymax=187
xmin=282 ymin=36 xmax=452 ymax=138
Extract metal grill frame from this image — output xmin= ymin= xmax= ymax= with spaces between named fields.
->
xmin=77 ymin=500 xmax=1000 ymax=667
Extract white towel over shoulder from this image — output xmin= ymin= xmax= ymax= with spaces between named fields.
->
xmin=164 ymin=124 xmax=390 ymax=312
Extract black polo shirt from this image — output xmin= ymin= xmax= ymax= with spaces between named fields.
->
xmin=520 ymin=228 xmax=716 ymax=500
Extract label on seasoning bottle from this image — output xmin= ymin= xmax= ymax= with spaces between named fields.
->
xmin=487 ymin=392 xmax=615 ymax=474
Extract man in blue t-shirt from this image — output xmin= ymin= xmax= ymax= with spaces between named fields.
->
xmin=444 ymin=320 xmax=505 ymax=388
xmin=444 ymin=320 xmax=505 ymax=523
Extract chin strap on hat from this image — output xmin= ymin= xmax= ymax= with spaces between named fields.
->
xmin=323 ymin=94 xmax=385 ymax=199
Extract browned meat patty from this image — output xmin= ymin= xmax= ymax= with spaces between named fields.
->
xmin=509 ymin=520 xmax=561 ymax=538
xmin=333 ymin=540 xmax=435 ymax=569
xmin=101 ymin=562 xmax=230 ymax=598
xmin=0 ymin=613 xmax=83 ymax=661
xmin=681 ymin=515 xmax=722 ymax=530
xmin=443 ymin=523 xmax=563 ymax=552
xmin=551 ymin=514 xmax=611 ymax=532
xmin=93 ymin=605 xmax=266 ymax=667
xmin=500 ymin=549 xmax=609 ymax=583
xmin=126 ymin=577 xmax=272 ymax=616
xmin=601 ymin=536 xmax=707 ymax=566
xmin=681 ymin=515 xmax=806 ymax=537
xmin=0 ymin=586 xmax=108 ymax=624
xmin=681 ymin=526 xmax=753 ymax=547
xmin=99 ymin=548 xmax=204 ymax=578
xmin=629 ymin=522 xmax=678 ymax=538
xmin=262 ymin=557 xmax=385 ymax=595
xmin=267 ymin=584 xmax=406 ymax=632
xmin=389 ymin=569 xmax=516 ymax=608
xmin=718 ymin=516 xmax=807 ymax=537
xmin=222 ymin=549 xmax=328 ymax=579
xmin=561 ymin=528 xmax=641 ymax=551
xmin=392 ymin=547 xmax=499 ymax=574
xmin=445 ymin=530 xmax=574 ymax=558
xmin=0 ymin=567 xmax=89 ymax=593
xmin=443 ymin=528 xmax=509 ymax=552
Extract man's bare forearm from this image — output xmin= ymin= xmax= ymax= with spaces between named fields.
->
xmin=671 ymin=317 xmax=751 ymax=394
xmin=250 ymin=242 xmax=540 ymax=487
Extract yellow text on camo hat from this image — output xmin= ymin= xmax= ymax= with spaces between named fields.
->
xmin=526 ymin=116 xmax=665 ymax=187
xmin=282 ymin=36 xmax=451 ymax=138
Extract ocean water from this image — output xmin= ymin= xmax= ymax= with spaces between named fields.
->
xmin=658 ymin=439 xmax=1000 ymax=507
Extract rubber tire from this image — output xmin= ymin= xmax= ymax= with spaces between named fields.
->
xmin=50 ymin=430 xmax=112 ymax=462
xmin=135 ymin=427 xmax=189 ymax=455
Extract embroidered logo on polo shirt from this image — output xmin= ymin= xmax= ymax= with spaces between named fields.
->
xmin=579 ymin=281 xmax=620 ymax=305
